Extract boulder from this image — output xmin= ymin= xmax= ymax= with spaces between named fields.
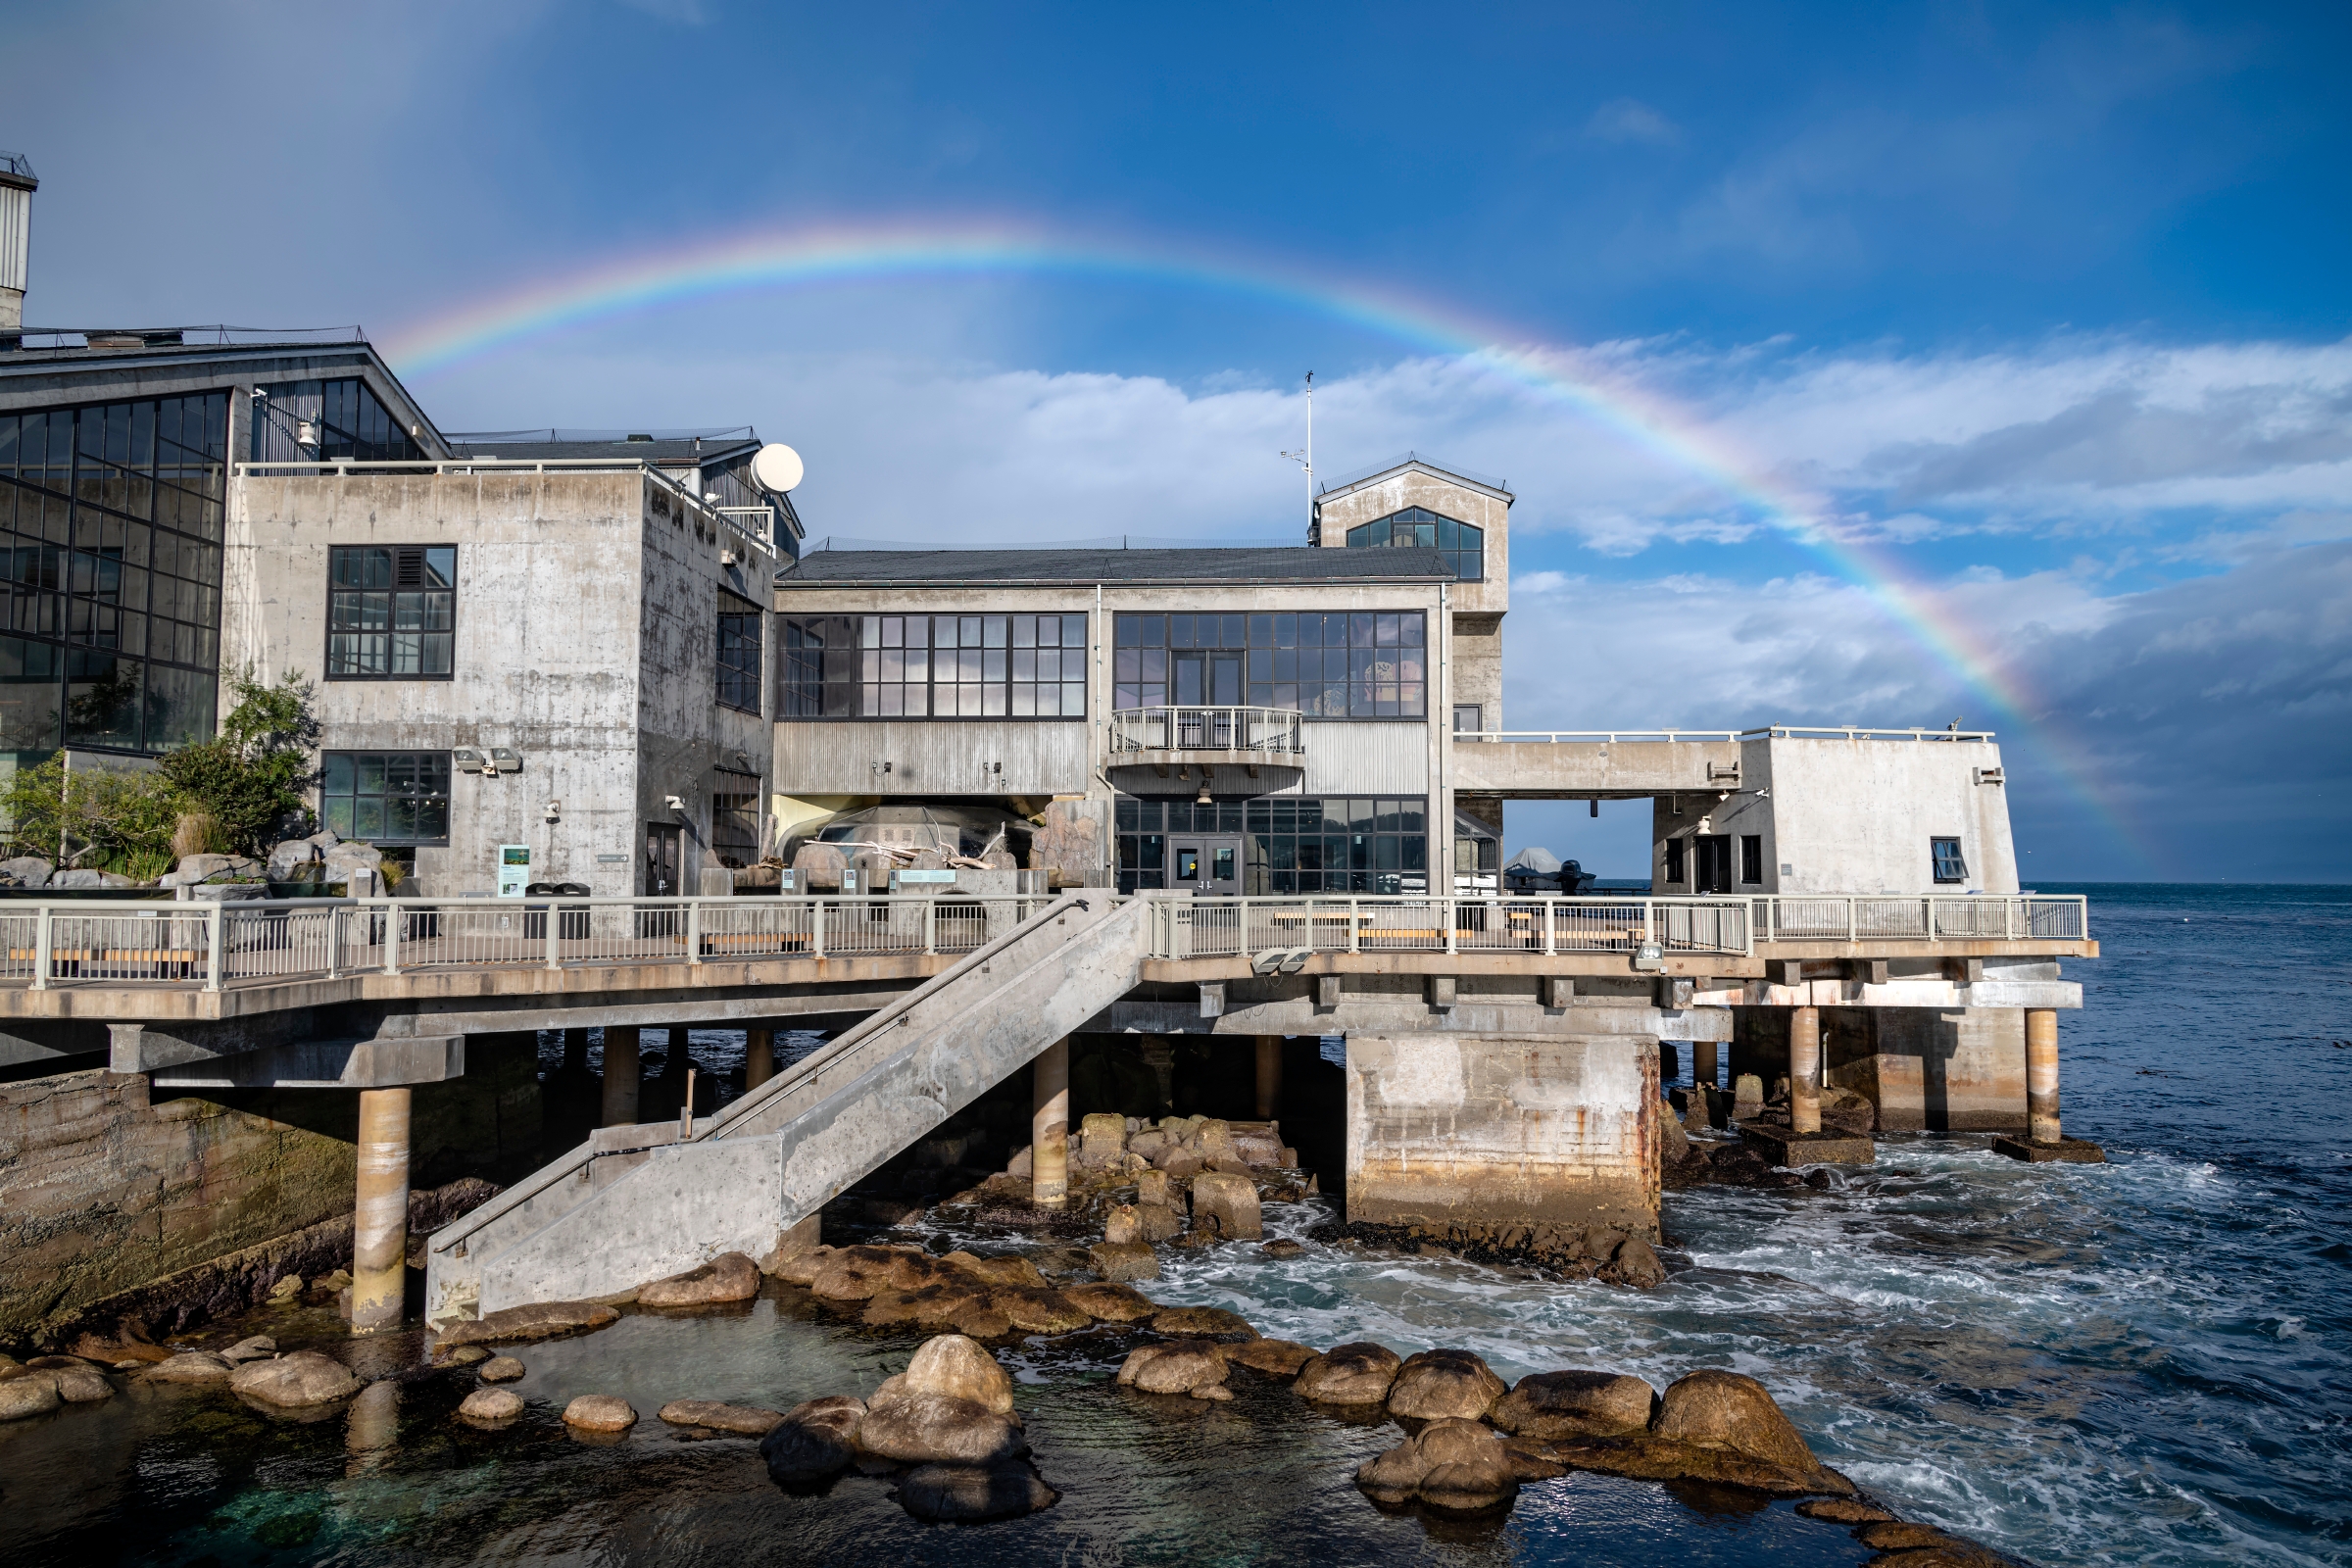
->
xmin=0 ymin=1373 xmax=62 ymax=1420
xmin=639 ymin=1250 xmax=760 ymax=1307
xmin=1189 ymin=1172 xmax=1263 ymax=1240
xmin=1103 ymin=1203 xmax=1143 ymax=1246
xmin=477 ymin=1356 xmax=526 ymax=1383
xmin=658 ymin=1399 xmax=786 ymax=1435
xmin=229 ymin=1351 xmax=363 ymax=1408
xmin=1135 ymin=1167 xmax=1171 ymax=1204
xmin=434 ymin=1300 xmax=619 ymax=1349
xmin=1259 ymin=1239 xmax=1305 ymax=1260
xmin=1154 ymin=1150 xmax=1204 ymax=1181
xmin=856 ymin=1393 xmax=1029 ymax=1465
xmin=943 ymin=1251 xmax=1048 ymax=1289
xmin=447 ymin=1346 xmax=491 ymax=1366
xmin=1134 ymin=1201 xmax=1183 ymax=1243
xmin=267 ymin=840 xmax=323 ymax=881
xmin=1650 ymin=1369 xmax=1823 ymax=1476
xmin=1796 ymin=1498 xmax=1897 ymax=1524
xmin=1733 ymin=1073 xmax=1764 ymax=1117
xmin=222 ymin=1335 xmax=278 ymax=1362
xmin=53 ymin=1366 xmax=115 ymax=1403
xmin=1356 ymin=1418 xmax=1520 ymax=1513
xmin=1128 ymin=1129 xmax=1171 ymax=1163
xmin=808 ymin=1246 xmax=905 ymax=1301
xmin=863 ymin=1283 xmax=989 ymax=1331
xmin=1538 ymin=1370 xmax=1851 ymax=1496
xmin=899 ymin=1460 xmax=1059 ymax=1522
xmin=760 ymin=1396 xmax=867 ymax=1483
xmin=888 ymin=1334 xmax=1016 ymax=1416
xmin=51 ymin=868 xmax=107 ymax=888
xmin=1062 ymin=1282 xmax=1159 ymax=1324
xmin=769 ymin=1245 xmax=835 ymax=1287
xmin=991 ymin=1286 xmax=1094 ymax=1335
xmin=1386 ymin=1348 xmax=1507 ymax=1422
xmin=144 ymin=1351 xmax=234 ymax=1384
xmin=1492 ymin=1370 xmax=1657 ymax=1439
xmin=1088 ymin=1241 xmax=1159 ymax=1283
xmin=1116 ymin=1341 xmax=1230 ymax=1398
xmin=459 ymin=1388 xmax=524 ymax=1422
xmin=1 ymin=856 xmax=53 ymax=888
xmin=1609 ymin=1236 xmax=1668 ymax=1289
xmin=562 ymin=1395 xmax=638 ymax=1433
xmin=1660 ymin=1111 xmax=1690 ymax=1163
xmin=1150 ymin=1305 xmax=1256 ymax=1339
xmin=1225 ymin=1339 xmax=1318 ymax=1379
xmin=1295 ymin=1341 xmax=1403 ymax=1406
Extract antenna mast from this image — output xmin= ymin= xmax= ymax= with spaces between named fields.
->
xmin=1281 ymin=370 xmax=1316 ymax=542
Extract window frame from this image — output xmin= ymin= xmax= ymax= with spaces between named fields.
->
xmin=318 ymin=750 xmax=454 ymax=846
xmin=1343 ymin=506 xmax=1484 ymax=582
xmin=1931 ymin=836 xmax=1968 ymax=885
xmin=716 ymin=592 xmax=763 ymax=715
xmin=1662 ymin=836 xmax=1687 ymax=886
xmin=1112 ymin=610 xmax=1427 ymax=720
xmin=1740 ymin=834 xmax=1764 ymax=885
xmin=325 ymin=544 xmax=458 ymax=682
xmin=774 ymin=611 xmax=1088 ymax=721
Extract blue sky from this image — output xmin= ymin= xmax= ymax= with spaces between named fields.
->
xmin=13 ymin=1 xmax=2352 ymax=880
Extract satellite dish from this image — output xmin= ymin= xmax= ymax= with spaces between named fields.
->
xmin=751 ymin=443 xmax=804 ymax=494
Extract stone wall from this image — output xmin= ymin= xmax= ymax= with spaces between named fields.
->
xmin=0 ymin=1034 xmax=544 ymax=1339
xmin=1344 ymin=1033 xmax=1659 ymax=1238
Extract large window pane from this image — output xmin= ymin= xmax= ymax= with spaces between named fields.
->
xmin=327 ymin=546 xmax=456 ymax=679
xmin=320 ymin=751 xmax=452 ymax=845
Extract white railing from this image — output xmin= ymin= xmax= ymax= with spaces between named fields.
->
xmin=1146 ymin=896 xmax=1754 ymax=958
xmin=1 ymin=895 xmax=1047 ymax=991
xmin=1748 ymin=895 xmax=2087 ymax=943
xmin=1109 ymin=706 xmax=1304 ymax=755
xmin=1453 ymin=725 xmax=1995 ymax=744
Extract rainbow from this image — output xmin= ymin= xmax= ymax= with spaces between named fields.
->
xmin=381 ymin=221 xmax=2137 ymax=862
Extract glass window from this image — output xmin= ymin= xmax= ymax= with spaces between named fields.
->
xmin=1663 ymin=837 xmax=1687 ymax=885
xmin=1740 ymin=834 xmax=1764 ymax=885
xmin=777 ymin=611 xmax=1086 ymax=719
xmin=320 ymin=751 xmax=452 ymax=844
xmin=1932 ymin=837 xmax=1967 ymax=884
xmin=251 ymin=378 xmax=423 ymax=464
xmin=1112 ymin=611 xmax=1424 ymax=718
xmin=1345 ymin=506 xmax=1483 ymax=582
xmin=328 ymin=545 xmax=456 ymax=678
xmin=717 ymin=594 xmax=762 ymax=713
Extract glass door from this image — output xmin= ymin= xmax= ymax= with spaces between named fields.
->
xmin=1694 ymin=834 xmax=1733 ymax=895
xmin=1170 ymin=834 xmax=1243 ymax=897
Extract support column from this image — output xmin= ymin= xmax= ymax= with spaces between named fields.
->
xmin=1658 ymin=1040 xmax=1681 ymax=1090
xmin=1031 ymin=1038 xmax=1069 ymax=1209
xmin=745 ymin=1027 xmax=775 ymax=1090
xmin=351 ymin=1086 xmax=411 ymax=1335
xmin=1254 ymin=1037 xmax=1283 ymax=1120
xmin=1788 ymin=1005 xmax=1822 ymax=1136
xmin=601 ymin=1025 xmax=641 ymax=1126
xmin=1694 ymin=1039 xmax=1721 ymax=1092
xmin=2026 ymin=1008 xmax=2061 ymax=1145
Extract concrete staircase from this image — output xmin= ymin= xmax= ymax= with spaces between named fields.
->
xmin=422 ymin=893 xmax=1147 ymax=1321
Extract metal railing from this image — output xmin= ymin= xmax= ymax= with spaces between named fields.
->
xmin=1749 ymin=895 xmax=2087 ymax=943
xmin=0 ymin=895 xmax=1048 ymax=991
xmin=1453 ymin=725 xmax=1995 ymax=744
xmin=1109 ymin=706 xmax=1305 ymax=755
xmin=1146 ymin=896 xmax=1755 ymax=959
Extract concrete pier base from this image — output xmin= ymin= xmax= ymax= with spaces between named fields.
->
xmin=745 ymin=1027 xmax=775 ymax=1090
xmin=351 ymin=1086 xmax=412 ymax=1334
xmin=1032 ymin=1038 xmax=1069 ymax=1208
xmin=1992 ymin=1133 xmax=2105 ymax=1163
xmin=1741 ymin=1125 xmax=1875 ymax=1168
xmin=600 ymin=1026 xmax=640 ymax=1126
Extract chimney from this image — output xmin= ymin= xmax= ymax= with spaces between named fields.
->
xmin=0 ymin=151 xmax=33 ymax=339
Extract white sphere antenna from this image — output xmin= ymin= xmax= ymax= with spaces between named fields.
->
xmin=751 ymin=443 xmax=805 ymax=494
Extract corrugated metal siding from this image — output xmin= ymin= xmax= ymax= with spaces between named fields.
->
xmin=1299 ymin=721 xmax=1429 ymax=794
xmin=772 ymin=720 xmax=1090 ymax=796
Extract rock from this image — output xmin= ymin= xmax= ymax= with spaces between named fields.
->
xmin=1224 ymin=1339 xmax=1318 ymax=1378
xmin=222 ymin=1335 xmax=277 ymax=1362
xmin=0 ymin=1374 xmax=62 ymax=1420
xmin=435 ymin=1300 xmax=619 ymax=1348
xmin=943 ymin=1251 xmax=1049 ymax=1288
xmin=1129 ymin=1130 xmax=1171 ymax=1163
xmin=1733 ymin=1073 xmax=1764 ymax=1117
xmin=760 ymin=1396 xmax=868 ymax=1483
xmin=1651 ymin=1369 xmax=1824 ymax=1476
xmin=477 ymin=1356 xmax=526 ymax=1383
xmin=658 ymin=1399 xmax=786 ymax=1435
xmin=1151 ymin=1305 xmax=1255 ymax=1339
xmin=891 ymin=1334 xmax=1016 ymax=1415
xmin=459 ymin=1388 xmax=524 ymax=1422
xmin=899 ymin=1460 xmax=1059 ymax=1521
xmin=447 ymin=1345 xmax=491 ymax=1366
xmin=1189 ymin=1171 xmax=1263 ymax=1240
xmin=1062 ymin=1282 xmax=1159 ymax=1324
xmin=50 ymin=868 xmax=106 ymax=888
xmin=1135 ymin=1167 xmax=1171 ymax=1204
xmin=1166 ymin=1227 xmax=1221 ymax=1250
xmin=267 ymin=840 xmax=323 ymax=881
xmin=864 ymin=1283 xmax=989 ymax=1331
xmin=1081 ymin=1110 xmax=1127 ymax=1143
xmin=1661 ymin=1110 xmax=1690 ymax=1163
xmin=53 ymin=1366 xmax=115 ymax=1403
xmin=1116 ymin=1341 xmax=1230 ymax=1397
xmin=562 ymin=1395 xmax=638 ymax=1433
xmin=1088 ymin=1241 xmax=1160 ymax=1282
xmin=1796 ymin=1497 xmax=1897 ymax=1524
xmin=144 ymin=1351 xmax=234 ymax=1384
xmin=1356 ymin=1418 xmax=1520 ymax=1513
xmin=1103 ymin=1203 xmax=1143 ymax=1246
xmin=229 ymin=1351 xmax=363 ymax=1408
xmin=639 ymin=1251 xmax=760 ymax=1306
xmin=809 ymin=1246 xmax=905 ymax=1301
xmin=1492 ymin=1370 xmax=1657 ymax=1439
xmin=1133 ymin=1201 xmax=1183 ymax=1243
xmin=1155 ymin=1150 xmax=1204 ymax=1181
xmin=857 ymin=1392 xmax=1029 ymax=1464
xmin=1387 ymin=1348 xmax=1508 ymax=1422
xmin=1259 ymin=1239 xmax=1305 ymax=1260
xmin=1 ymin=856 xmax=53 ymax=888
xmin=991 ymin=1286 xmax=1094 ymax=1335
xmin=1004 ymin=1145 xmax=1033 ymax=1178
xmin=1296 ymin=1341 xmax=1403 ymax=1405
xmin=1609 ymin=1235 xmax=1668 ymax=1289
xmin=770 ymin=1245 xmax=835 ymax=1287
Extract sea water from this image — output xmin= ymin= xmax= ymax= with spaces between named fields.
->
xmin=1 ymin=883 xmax=2343 ymax=1566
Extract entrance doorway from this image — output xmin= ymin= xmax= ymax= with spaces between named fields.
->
xmin=1694 ymin=834 xmax=1733 ymax=895
xmin=1172 ymin=651 xmax=1244 ymax=708
xmin=644 ymin=822 xmax=682 ymax=897
xmin=1170 ymin=834 xmax=1243 ymax=896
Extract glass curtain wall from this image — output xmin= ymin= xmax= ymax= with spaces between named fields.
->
xmin=1345 ymin=508 xmax=1483 ymax=581
xmin=0 ymin=392 xmax=229 ymax=757
xmin=1114 ymin=794 xmax=1427 ymax=895
xmin=250 ymin=378 xmax=423 ymax=464
xmin=1112 ymin=611 xmax=1425 ymax=717
xmin=777 ymin=612 xmax=1086 ymax=717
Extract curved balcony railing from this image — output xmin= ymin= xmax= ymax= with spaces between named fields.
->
xmin=1109 ymin=706 xmax=1304 ymax=756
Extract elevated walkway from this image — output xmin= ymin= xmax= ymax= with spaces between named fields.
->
xmin=421 ymin=893 xmax=1150 ymax=1320
xmin=1451 ymin=730 xmax=1742 ymax=799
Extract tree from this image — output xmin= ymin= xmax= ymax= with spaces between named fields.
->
xmin=0 ymin=755 xmax=178 ymax=876
xmin=156 ymin=668 xmax=320 ymax=857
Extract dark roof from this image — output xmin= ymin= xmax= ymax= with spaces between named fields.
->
xmin=777 ymin=546 xmax=1454 ymax=587
xmin=446 ymin=433 xmax=759 ymax=466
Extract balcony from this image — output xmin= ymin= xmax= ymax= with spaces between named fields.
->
xmin=1106 ymin=706 xmax=1304 ymax=796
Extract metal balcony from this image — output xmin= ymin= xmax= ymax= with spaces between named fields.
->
xmin=1108 ymin=706 xmax=1304 ymax=756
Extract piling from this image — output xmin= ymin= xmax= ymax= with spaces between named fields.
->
xmin=601 ymin=1025 xmax=641 ymax=1126
xmin=2026 ymin=1007 xmax=2061 ymax=1145
xmin=1788 ymin=1005 xmax=1822 ymax=1136
xmin=745 ymin=1027 xmax=775 ymax=1089
xmin=1032 ymin=1038 xmax=1070 ymax=1208
xmin=351 ymin=1086 xmax=412 ymax=1335
xmin=1254 ymin=1036 xmax=1283 ymax=1119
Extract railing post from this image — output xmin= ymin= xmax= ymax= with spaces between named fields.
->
xmin=1642 ymin=899 xmax=1654 ymax=946
xmin=812 ymin=899 xmax=826 ymax=959
xmin=326 ymin=906 xmax=343 ymax=980
xmin=546 ymin=897 xmax=562 ymax=970
xmin=923 ymin=899 xmax=936 ymax=955
xmin=2007 ymin=898 xmax=2018 ymax=941
xmin=1544 ymin=898 xmax=1556 ymax=956
xmin=1348 ymin=898 xmax=1360 ymax=954
xmin=687 ymin=898 xmax=703 ymax=965
xmin=1846 ymin=898 xmax=1857 ymax=945
xmin=31 ymin=903 xmax=50 ymax=990
xmin=383 ymin=901 xmax=400 ymax=975
xmin=204 ymin=904 xmax=224 ymax=992
xmin=1446 ymin=898 xmax=1458 ymax=956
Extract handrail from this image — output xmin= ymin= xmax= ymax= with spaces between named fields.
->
xmin=1108 ymin=705 xmax=1305 ymax=755
xmin=1453 ymin=725 xmax=1996 ymax=743
xmin=1146 ymin=895 xmax=1755 ymax=958
xmin=1747 ymin=893 xmax=2086 ymax=943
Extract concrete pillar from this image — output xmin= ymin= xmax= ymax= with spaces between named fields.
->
xmin=1788 ymin=1006 xmax=1822 ymax=1136
xmin=2026 ymin=1008 xmax=2061 ymax=1145
xmin=745 ymin=1027 xmax=775 ymax=1090
xmin=1694 ymin=1039 xmax=1720 ymax=1091
xmin=601 ymin=1025 xmax=641 ymax=1126
xmin=1031 ymin=1038 xmax=1070 ymax=1209
xmin=1254 ymin=1037 xmax=1283 ymax=1120
xmin=351 ymin=1086 xmax=411 ymax=1335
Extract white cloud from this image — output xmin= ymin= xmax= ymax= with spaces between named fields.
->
xmin=1586 ymin=98 xmax=1681 ymax=146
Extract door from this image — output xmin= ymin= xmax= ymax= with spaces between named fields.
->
xmin=644 ymin=822 xmax=682 ymax=896
xmin=1170 ymin=834 xmax=1243 ymax=897
xmin=1694 ymin=834 xmax=1733 ymax=895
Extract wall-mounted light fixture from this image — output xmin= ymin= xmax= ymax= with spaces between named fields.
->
xmin=544 ymin=799 xmax=562 ymax=823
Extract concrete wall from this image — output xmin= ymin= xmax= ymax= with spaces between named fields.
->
xmin=1344 ymin=1032 xmax=1659 ymax=1238
xmin=1312 ymin=463 xmax=1512 ymax=619
xmin=1732 ymin=1005 xmax=2027 ymax=1131
xmin=771 ymin=719 xmax=1089 ymax=796
xmin=1654 ymin=735 xmax=2019 ymax=896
